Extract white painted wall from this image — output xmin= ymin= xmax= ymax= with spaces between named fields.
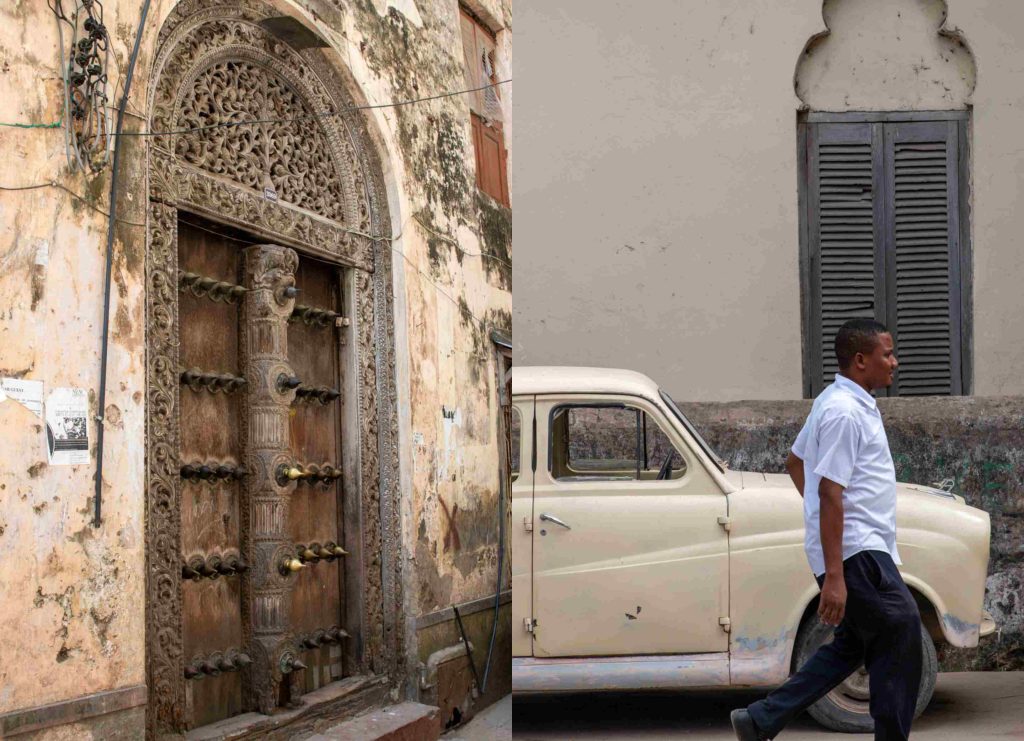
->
xmin=514 ymin=0 xmax=1024 ymax=400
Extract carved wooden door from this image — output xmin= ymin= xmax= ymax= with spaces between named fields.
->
xmin=285 ymin=255 xmax=348 ymax=697
xmin=178 ymin=221 xmax=248 ymax=729
xmin=176 ymin=220 xmax=350 ymax=729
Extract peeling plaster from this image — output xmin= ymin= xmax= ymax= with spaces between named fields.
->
xmin=439 ymin=404 xmax=463 ymax=482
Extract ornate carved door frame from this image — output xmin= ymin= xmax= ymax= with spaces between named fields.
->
xmin=144 ymin=2 xmax=402 ymax=735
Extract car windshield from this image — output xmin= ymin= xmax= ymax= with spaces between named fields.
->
xmin=659 ymin=390 xmax=727 ymax=472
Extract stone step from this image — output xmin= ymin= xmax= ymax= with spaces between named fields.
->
xmin=302 ymin=702 xmax=440 ymax=741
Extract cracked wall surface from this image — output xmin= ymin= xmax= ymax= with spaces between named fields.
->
xmin=0 ymin=0 xmax=510 ymax=727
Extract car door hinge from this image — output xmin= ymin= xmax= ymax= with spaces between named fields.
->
xmin=719 ymin=617 xmax=731 ymax=633
xmin=523 ymin=517 xmax=533 ymax=533
xmin=524 ymin=618 xmax=536 ymax=634
xmin=717 ymin=515 xmax=731 ymax=532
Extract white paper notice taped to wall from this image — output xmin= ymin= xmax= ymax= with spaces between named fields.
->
xmin=46 ymin=387 xmax=90 ymax=465
xmin=1 ymin=378 xmax=43 ymax=418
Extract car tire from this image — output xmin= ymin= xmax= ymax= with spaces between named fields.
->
xmin=793 ymin=612 xmax=938 ymax=733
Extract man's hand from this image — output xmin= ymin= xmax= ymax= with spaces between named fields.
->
xmin=818 ymin=574 xmax=847 ymax=626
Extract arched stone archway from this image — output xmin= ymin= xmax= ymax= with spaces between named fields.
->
xmin=143 ymin=1 xmax=401 ymax=735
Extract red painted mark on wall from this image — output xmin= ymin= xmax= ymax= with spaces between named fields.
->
xmin=440 ymin=497 xmax=461 ymax=552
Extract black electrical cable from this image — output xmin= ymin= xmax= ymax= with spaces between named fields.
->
xmin=94 ymin=0 xmax=151 ymax=527
xmin=453 ymin=604 xmax=483 ymax=691
xmin=480 ymin=429 xmax=508 ymax=692
xmin=114 ymin=79 xmax=509 ymax=138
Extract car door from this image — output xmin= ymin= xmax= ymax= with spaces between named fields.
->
xmin=532 ymin=394 xmax=730 ymax=657
xmin=511 ymin=395 xmax=535 ymax=657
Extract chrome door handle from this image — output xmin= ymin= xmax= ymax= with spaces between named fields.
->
xmin=539 ymin=513 xmax=571 ymax=530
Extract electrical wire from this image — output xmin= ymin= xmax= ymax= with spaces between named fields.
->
xmin=389 ymin=244 xmax=497 ymax=333
xmin=411 ymin=212 xmax=511 ymax=269
xmin=0 ymin=121 xmax=61 ymax=129
xmin=480 ymin=418 xmax=509 ymax=692
xmin=94 ymin=0 xmax=151 ymax=527
xmin=49 ymin=0 xmax=114 ymax=172
xmin=177 ymin=212 xmax=387 ymax=245
xmin=174 ymin=212 xmax=501 ymax=335
xmin=2 ymin=79 xmax=510 ymax=140
xmin=0 ymin=181 xmax=145 ymax=227
xmin=111 ymin=79 xmax=509 ymax=138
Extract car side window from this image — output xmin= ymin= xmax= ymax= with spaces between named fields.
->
xmin=550 ymin=404 xmax=686 ymax=482
xmin=510 ymin=406 xmax=521 ymax=482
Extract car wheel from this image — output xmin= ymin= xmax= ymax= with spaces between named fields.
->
xmin=793 ymin=613 xmax=937 ymax=733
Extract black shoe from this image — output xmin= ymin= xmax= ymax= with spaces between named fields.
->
xmin=730 ymin=708 xmax=767 ymax=741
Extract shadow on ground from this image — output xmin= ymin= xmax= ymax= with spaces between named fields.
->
xmin=512 ymin=673 xmax=1024 ymax=740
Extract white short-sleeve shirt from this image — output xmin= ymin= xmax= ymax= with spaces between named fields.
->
xmin=792 ymin=373 xmax=901 ymax=577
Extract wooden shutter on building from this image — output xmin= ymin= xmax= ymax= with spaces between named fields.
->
xmin=804 ymin=115 xmax=967 ymax=397
xmin=473 ymin=114 xmax=510 ymax=206
xmin=808 ymin=122 xmax=883 ymax=390
xmin=885 ymin=120 xmax=962 ymax=395
xmin=460 ymin=5 xmax=509 ymax=206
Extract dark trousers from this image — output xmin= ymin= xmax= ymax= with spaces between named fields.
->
xmin=747 ymin=550 xmax=922 ymax=740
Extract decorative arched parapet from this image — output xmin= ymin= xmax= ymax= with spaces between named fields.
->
xmin=795 ymin=0 xmax=976 ymax=111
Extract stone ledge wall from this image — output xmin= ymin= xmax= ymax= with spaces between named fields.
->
xmin=676 ymin=395 xmax=1024 ymax=671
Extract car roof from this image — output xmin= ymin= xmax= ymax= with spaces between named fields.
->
xmin=512 ymin=366 xmax=662 ymax=401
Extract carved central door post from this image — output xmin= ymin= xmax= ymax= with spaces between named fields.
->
xmin=241 ymin=244 xmax=302 ymax=713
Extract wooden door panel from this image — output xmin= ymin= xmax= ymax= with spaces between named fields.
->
xmin=173 ymin=221 xmax=351 ymax=725
xmin=177 ymin=226 xmax=241 ymax=374
xmin=287 ymin=256 xmax=345 ymax=694
xmin=177 ymin=221 xmax=245 ymax=728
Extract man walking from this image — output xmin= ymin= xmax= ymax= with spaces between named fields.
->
xmin=731 ymin=318 xmax=923 ymax=741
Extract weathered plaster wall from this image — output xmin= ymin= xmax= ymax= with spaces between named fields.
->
xmin=337 ymin=0 xmax=512 ymax=619
xmin=0 ymin=0 xmax=510 ymax=726
xmin=0 ymin=0 xmax=155 ymax=716
xmin=678 ymin=396 xmax=1024 ymax=671
xmin=796 ymin=0 xmax=975 ymax=110
xmin=514 ymin=0 xmax=1024 ymax=400
xmin=301 ymin=0 xmax=515 ymax=718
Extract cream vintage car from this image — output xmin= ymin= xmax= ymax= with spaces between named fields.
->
xmin=511 ymin=366 xmax=996 ymax=732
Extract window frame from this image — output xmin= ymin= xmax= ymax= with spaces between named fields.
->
xmin=796 ymin=110 xmax=973 ymax=398
xmin=546 ymin=400 xmax=688 ymax=484
xmin=459 ymin=5 xmax=509 ymax=207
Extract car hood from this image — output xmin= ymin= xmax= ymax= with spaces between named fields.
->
xmin=737 ymin=470 xmax=967 ymax=505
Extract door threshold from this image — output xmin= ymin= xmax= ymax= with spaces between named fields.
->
xmin=185 ymin=675 xmax=388 ymax=740
xmin=513 ymin=653 xmax=729 ymax=693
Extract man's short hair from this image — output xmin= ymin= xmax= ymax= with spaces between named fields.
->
xmin=835 ymin=318 xmax=889 ymax=370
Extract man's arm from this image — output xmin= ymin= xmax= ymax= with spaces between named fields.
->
xmin=785 ymin=451 xmax=805 ymax=497
xmin=810 ymin=410 xmax=858 ymax=628
xmin=818 ymin=477 xmax=847 ymax=626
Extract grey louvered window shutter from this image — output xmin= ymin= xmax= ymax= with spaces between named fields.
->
xmin=807 ymin=122 xmax=884 ymax=394
xmin=804 ymin=116 xmax=967 ymax=397
xmin=883 ymin=121 xmax=962 ymax=395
